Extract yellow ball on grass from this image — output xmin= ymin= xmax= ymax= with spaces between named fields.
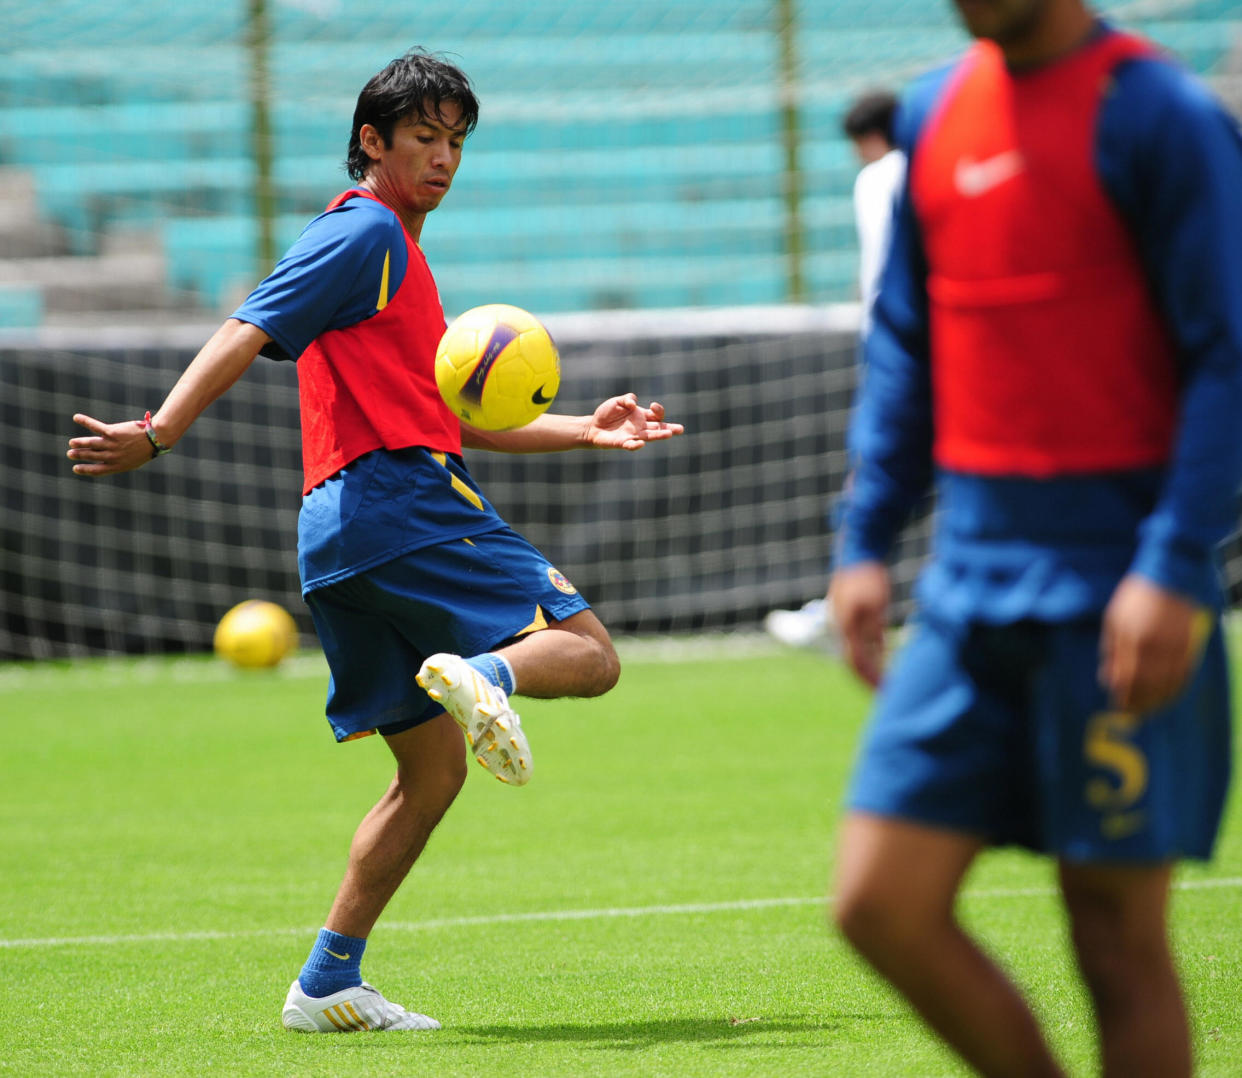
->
xmin=213 ymin=599 xmax=298 ymax=669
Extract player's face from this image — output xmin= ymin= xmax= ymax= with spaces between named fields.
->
xmin=364 ymin=100 xmax=466 ymax=215
xmin=851 ymin=132 xmax=891 ymax=167
xmin=951 ymin=0 xmax=1049 ymax=45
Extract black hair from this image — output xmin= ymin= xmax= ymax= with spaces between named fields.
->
xmin=346 ymin=48 xmax=481 ymax=181
xmin=841 ymin=90 xmax=899 ymax=145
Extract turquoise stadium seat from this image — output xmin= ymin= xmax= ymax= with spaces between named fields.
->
xmin=0 ymin=102 xmax=250 ymax=165
xmin=2 ymin=0 xmax=1236 ymax=317
xmin=160 ymin=189 xmax=857 ymax=311
xmin=0 ymin=284 xmax=43 ymax=329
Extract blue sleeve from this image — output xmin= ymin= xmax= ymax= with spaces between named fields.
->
xmin=1099 ymin=58 xmax=1242 ymax=601
xmin=834 ymin=66 xmax=952 ymax=568
xmin=231 ymin=197 xmax=409 ymax=362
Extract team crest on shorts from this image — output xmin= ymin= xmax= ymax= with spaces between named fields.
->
xmin=547 ymin=567 xmax=577 ymax=594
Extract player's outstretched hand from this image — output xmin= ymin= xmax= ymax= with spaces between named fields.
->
xmin=585 ymin=393 xmax=684 ymax=451
xmin=67 ymin=413 xmax=155 ymax=476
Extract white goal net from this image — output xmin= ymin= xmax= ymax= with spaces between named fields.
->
xmin=3 ymin=0 xmax=1238 ymax=658
xmin=5 ymin=305 xmax=934 ymax=658
xmin=8 ymin=302 xmax=1242 ymax=660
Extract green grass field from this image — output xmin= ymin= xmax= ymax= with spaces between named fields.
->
xmin=2 ymin=640 xmax=1241 ymax=1077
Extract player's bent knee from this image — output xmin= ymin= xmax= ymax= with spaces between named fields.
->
xmin=833 ymin=885 xmax=892 ymax=950
xmin=440 ymin=745 xmax=470 ymax=793
xmin=438 ymin=753 xmax=469 ymax=799
xmin=833 ymin=878 xmax=930 ymax=958
xmin=398 ymin=765 xmax=465 ymax=831
xmin=388 ymin=722 xmax=468 ymax=810
xmin=547 ymin=613 xmax=621 ymax=696
xmin=590 ymin=640 xmax=621 ymax=696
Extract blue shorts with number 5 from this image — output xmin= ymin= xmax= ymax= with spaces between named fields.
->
xmin=847 ymin=613 xmax=1232 ymax=862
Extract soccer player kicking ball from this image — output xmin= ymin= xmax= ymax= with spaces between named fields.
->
xmin=828 ymin=1 xmax=1242 ymax=1076
xmin=67 ymin=49 xmax=682 ymax=1033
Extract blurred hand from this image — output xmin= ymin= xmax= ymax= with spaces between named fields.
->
xmin=67 ymin=414 xmax=156 ymax=476
xmin=584 ymin=393 xmax=684 ymax=450
xmin=1099 ymin=574 xmax=1210 ymax=714
xmin=830 ymin=560 xmax=891 ymax=688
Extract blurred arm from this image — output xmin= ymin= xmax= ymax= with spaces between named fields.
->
xmin=1097 ymin=63 xmax=1242 ymax=711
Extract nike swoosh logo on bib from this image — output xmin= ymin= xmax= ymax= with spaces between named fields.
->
xmin=953 ymin=150 xmax=1025 ymax=198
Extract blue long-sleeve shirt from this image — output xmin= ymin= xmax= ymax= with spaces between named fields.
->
xmin=836 ymin=27 xmax=1242 ymax=621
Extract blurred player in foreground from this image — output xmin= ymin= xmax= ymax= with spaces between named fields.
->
xmin=828 ymin=1 xmax=1242 ymax=1074
xmin=764 ymin=89 xmax=905 ymax=651
xmin=67 ymin=49 xmax=681 ymax=1034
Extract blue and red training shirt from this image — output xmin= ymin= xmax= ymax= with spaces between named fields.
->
xmin=836 ymin=22 xmax=1242 ymax=621
xmin=232 ymin=191 xmax=507 ymax=594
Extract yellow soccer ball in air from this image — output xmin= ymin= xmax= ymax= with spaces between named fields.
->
xmin=213 ymin=599 xmax=298 ymax=669
xmin=435 ymin=303 xmax=561 ymax=431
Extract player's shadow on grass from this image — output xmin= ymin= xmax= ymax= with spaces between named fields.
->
xmin=458 ymin=1015 xmax=833 ymax=1051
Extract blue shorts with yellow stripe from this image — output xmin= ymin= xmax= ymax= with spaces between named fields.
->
xmin=305 ymin=526 xmax=590 ymax=743
xmin=847 ymin=613 xmax=1232 ymax=862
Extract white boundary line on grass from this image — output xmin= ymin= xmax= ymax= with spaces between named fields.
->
xmin=4 ymin=877 xmax=1241 ymax=951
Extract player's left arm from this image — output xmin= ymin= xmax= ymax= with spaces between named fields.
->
xmin=1099 ymin=574 xmax=1211 ymax=714
xmin=1098 ymin=58 xmax=1242 ymax=710
xmin=459 ymin=393 xmax=683 ymax=453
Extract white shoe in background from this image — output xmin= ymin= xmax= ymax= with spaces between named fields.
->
xmin=763 ymin=598 xmax=837 ymax=650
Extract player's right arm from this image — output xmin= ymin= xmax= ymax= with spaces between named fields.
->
xmin=830 ymin=209 xmax=928 ymax=687
xmin=68 ymin=196 xmax=394 ymax=478
xmin=67 ymin=318 xmax=271 ymax=476
xmin=830 ymin=77 xmax=941 ymax=686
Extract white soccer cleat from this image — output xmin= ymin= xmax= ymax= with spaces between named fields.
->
xmin=281 ymin=980 xmax=440 ymax=1032
xmin=416 ymin=653 xmax=533 ymax=785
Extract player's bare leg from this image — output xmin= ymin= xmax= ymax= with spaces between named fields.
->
xmin=1059 ymin=860 xmax=1189 ymax=1078
xmin=497 ymin=609 xmax=621 ymax=698
xmin=834 ymin=812 xmax=1066 ymax=1078
xmin=323 ymin=716 xmax=467 ymax=939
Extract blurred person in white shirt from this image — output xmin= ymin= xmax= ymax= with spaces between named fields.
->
xmin=843 ymin=90 xmax=906 ymax=336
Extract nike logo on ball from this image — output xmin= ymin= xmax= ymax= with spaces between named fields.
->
xmin=531 ymin=385 xmax=555 ymax=404
xmin=953 ymin=150 xmax=1025 ymax=197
